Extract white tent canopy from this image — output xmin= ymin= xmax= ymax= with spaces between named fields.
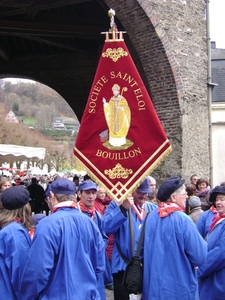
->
xmin=0 ymin=144 xmax=46 ymax=160
xmin=27 ymin=167 xmax=46 ymax=175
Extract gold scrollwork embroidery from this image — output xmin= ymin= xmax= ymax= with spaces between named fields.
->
xmin=104 ymin=163 xmax=133 ymax=179
xmin=102 ymin=47 xmax=128 ymax=62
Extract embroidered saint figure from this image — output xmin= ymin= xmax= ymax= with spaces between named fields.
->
xmin=103 ymin=84 xmax=131 ymax=147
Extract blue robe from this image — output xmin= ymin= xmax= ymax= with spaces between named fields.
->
xmin=196 ymin=209 xmax=215 ymax=238
xmin=198 ymin=218 xmax=225 ymax=300
xmin=80 ymin=209 xmax=107 ymax=299
xmin=0 ymin=221 xmax=31 ymax=300
xmin=142 ymin=208 xmax=207 ymax=300
xmin=20 ymin=208 xmax=105 ymax=300
xmin=102 ymin=200 xmax=157 ymax=274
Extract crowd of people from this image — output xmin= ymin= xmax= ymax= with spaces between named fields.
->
xmin=0 ymin=171 xmax=225 ymax=299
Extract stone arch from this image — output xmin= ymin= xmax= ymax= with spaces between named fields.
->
xmin=0 ymin=0 xmax=209 ymax=180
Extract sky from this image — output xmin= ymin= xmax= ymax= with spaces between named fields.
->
xmin=210 ymin=0 xmax=225 ymax=49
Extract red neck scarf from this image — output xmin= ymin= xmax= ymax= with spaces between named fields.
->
xmin=14 ymin=217 xmax=21 ymax=223
xmin=210 ymin=205 xmax=218 ymax=214
xmin=78 ymin=200 xmax=95 ymax=219
xmin=52 ymin=201 xmax=77 ymax=213
xmin=29 ymin=228 xmax=35 ymax=239
xmin=94 ymin=198 xmax=105 ymax=215
xmin=209 ymin=213 xmax=225 ymax=232
xmin=132 ymin=202 xmax=145 ymax=221
xmin=158 ymin=202 xmax=183 ymax=218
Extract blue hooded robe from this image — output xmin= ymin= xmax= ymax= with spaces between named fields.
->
xmin=0 ymin=221 xmax=31 ymax=300
xmin=142 ymin=208 xmax=207 ymax=300
xmin=198 ymin=218 xmax=225 ymax=300
xmin=20 ymin=207 xmax=105 ymax=300
xmin=196 ymin=209 xmax=215 ymax=238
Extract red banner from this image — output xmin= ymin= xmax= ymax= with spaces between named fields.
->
xmin=74 ymin=33 xmax=172 ymax=203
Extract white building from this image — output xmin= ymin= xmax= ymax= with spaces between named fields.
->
xmin=5 ymin=110 xmax=19 ymax=123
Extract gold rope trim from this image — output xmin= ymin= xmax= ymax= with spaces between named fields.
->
xmin=73 ymin=143 xmax=172 ymax=203
xmin=74 ymin=139 xmax=171 ymax=189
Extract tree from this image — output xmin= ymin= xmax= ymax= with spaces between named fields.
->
xmin=12 ymin=102 xmax=19 ymax=112
xmin=35 ymin=105 xmax=55 ymax=129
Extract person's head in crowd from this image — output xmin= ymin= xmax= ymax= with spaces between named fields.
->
xmin=190 ymin=174 xmax=199 ymax=186
xmin=96 ymin=186 xmax=106 ymax=202
xmin=31 ymin=213 xmax=45 ymax=226
xmin=78 ymin=180 xmax=97 ymax=208
xmin=148 ymin=176 xmax=156 ymax=191
xmin=188 ymin=196 xmax=201 ymax=209
xmin=15 ymin=175 xmax=21 ymax=186
xmin=196 ymin=178 xmax=210 ymax=192
xmin=133 ymin=177 xmax=152 ymax=205
xmin=0 ymin=186 xmax=32 ymax=230
xmin=209 ymin=185 xmax=225 ymax=213
xmin=40 ymin=176 xmax=46 ymax=183
xmin=0 ymin=177 xmax=12 ymax=191
xmin=46 ymin=178 xmax=77 ymax=211
xmin=185 ymin=183 xmax=197 ymax=198
xmin=83 ymin=174 xmax=91 ymax=181
xmin=73 ymin=175 xmax=79 ymax=186
xmin=157 ymin=176 xmax=186 ymax=209
xmin=147 ymin=190 xmax=159 ymax=205
xmin=31 ymin=177 xmax=38 ymax=184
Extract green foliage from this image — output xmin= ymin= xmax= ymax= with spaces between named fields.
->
xmin=40 ymin=129 xmax=72 ymax=137
xmin=12 ymin=102 xmax=19 ymax=112
xmin=22 ymin=118 xmax=36 ymax=126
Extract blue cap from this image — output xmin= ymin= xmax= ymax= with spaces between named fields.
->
xmin=157 ymin=176 xmax=185 ymax=202
xmin=1 ymin=186 xmax=31 ymax=210
xmin=137 ymin=178 xmax=152 ymax=194
xmin=44 ymin=184 xmax=52 ymax=197
xmin=209 ymin=186 xmax=225 ymax=202
xmin=78 ymin=180 xmax=97 ymax=191
xmin=31 ymin=213 xmax=45 ymax=225
xmin=50 ymin=178 xmax=76 ymax=195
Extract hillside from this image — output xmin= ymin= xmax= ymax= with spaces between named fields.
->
xmin=1 ymin=79 xmax=79 ymax=128
xmin=0 ymin=79 xmax=80 ymax=152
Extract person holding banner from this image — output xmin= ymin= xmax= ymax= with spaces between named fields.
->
xmin=142 ymin=176 xmax=207 ymax=300
xmin=102 ymin=177 xmax=156 ymax=300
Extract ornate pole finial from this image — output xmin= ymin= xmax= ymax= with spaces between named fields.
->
xmin=101 ymin=8 xmax=126 ymax=41
xmin=108 ymin=9 xmax=117 ymax=32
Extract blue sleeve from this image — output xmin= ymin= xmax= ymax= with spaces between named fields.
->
xmin=198 ymin=226 xmax=225 ymax=278
xmin=196 ymin=213 xmax=207 ymax=237
xmin=182 ymin=215 xmax=207 ymax=266
xmin=102 ymin=200 xmax=128 ymax=234
xmin=94 ymin=211 xmax=108 ymax=247
xmin=21 ymin=228 xmax=58 ymax=299
xmin=4 ymin=225 xmax=31 ymax=299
